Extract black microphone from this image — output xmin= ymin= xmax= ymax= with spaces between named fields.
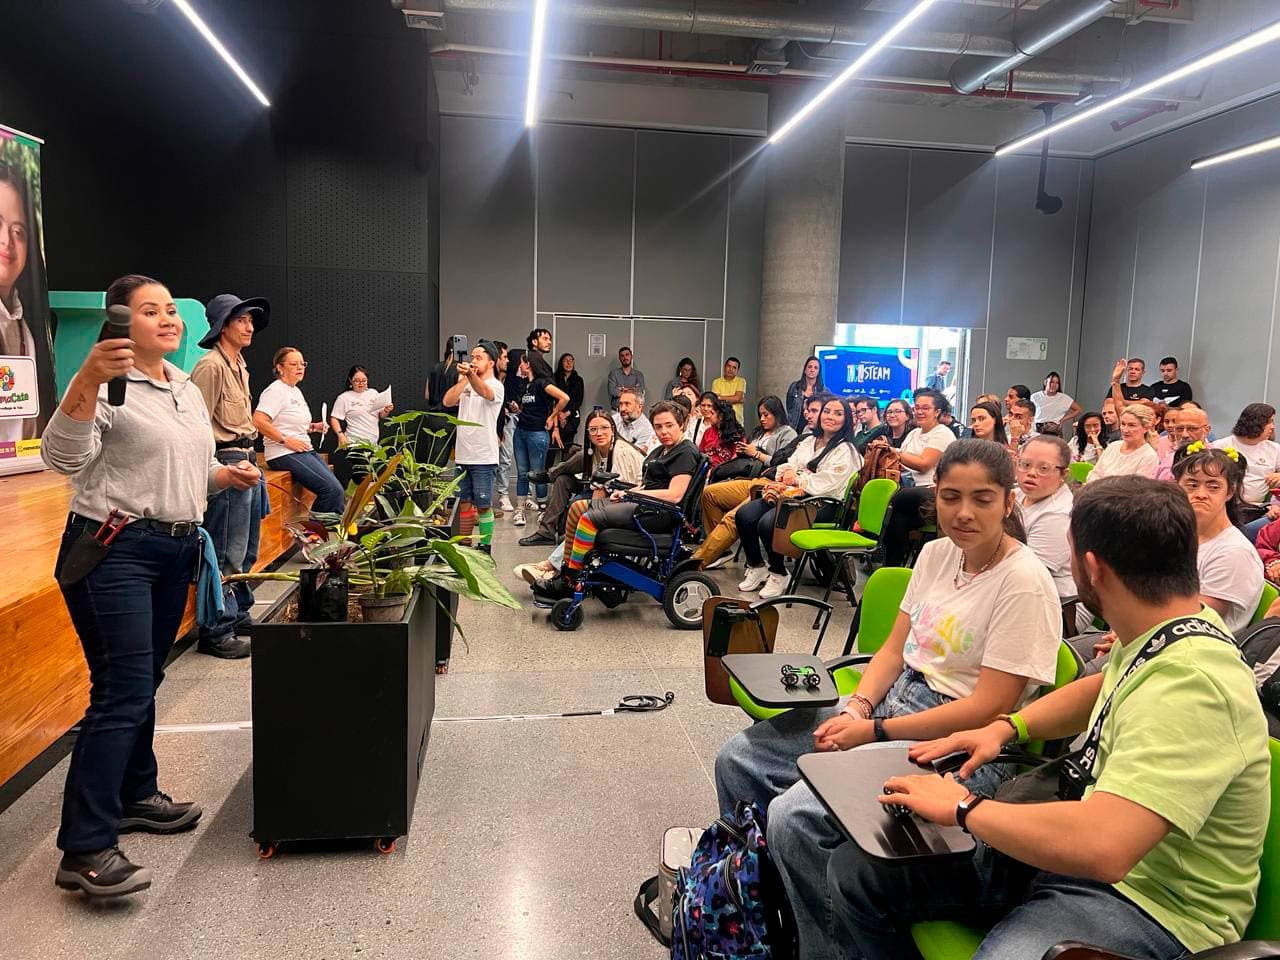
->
xmin=102 ymin=304 xmax=131 ymax=407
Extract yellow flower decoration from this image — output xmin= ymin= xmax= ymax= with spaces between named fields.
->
xmin=1221 ymin=446 xmax=1240 ymax=462
xmin=1185 ymin=440 xmax=1207 ymax=455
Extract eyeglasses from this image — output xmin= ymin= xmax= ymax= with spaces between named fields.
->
xmin=1016 ymin=460 xmax=1065 ymax=476
xmin=587 ymin=425 xmax=611 ymax=435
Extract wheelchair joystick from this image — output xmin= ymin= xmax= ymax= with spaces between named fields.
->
xmin=882 ymin=787 xmax=912 ymax=820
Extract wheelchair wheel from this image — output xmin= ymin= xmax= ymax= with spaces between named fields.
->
xmin=662 ymin=571 xmax=718 ymax=630
xmin=550 ymin=598 xmax=584 ymax=632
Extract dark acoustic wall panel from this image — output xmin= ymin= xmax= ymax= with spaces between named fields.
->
xmin=287 ymin=151 xmax=431 ymax=274
xmin=724 ymin=138 xmax=766 ymax=394
xmin=288 ymin=268 xmax=434 ymax=419
xmin=632 ymin=131 xmax=730 ymax=319
xmin=839 ymin=145 xmax=909 ymax=326
xmin=439 ymin=115 xmax=535 ymax=351
xmin=536 ymin=124 xmax=635 ymax=316
xmin=902 ymin=150 xmax=997 ymax=329
xmin=984 ymin=156 xmax=1085 ymax=396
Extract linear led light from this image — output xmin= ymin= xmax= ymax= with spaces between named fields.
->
xmin=1191 ymin=133 xmax=1280 ymax=171
xmin=995 ymin=17 xmax=1280 ymax=157
xmin=769 ymin=0 xmax=941 ymax=145
xmin=170 ymin=0 xmax=270 ymax=108
xmin=171 ymin=0 xmax=270 ymax=108
xmin=524 ymin=0 xmax=550 ymax=127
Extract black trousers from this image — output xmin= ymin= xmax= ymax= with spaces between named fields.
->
xmin=882 ymin=485 xmax=934 ymax=567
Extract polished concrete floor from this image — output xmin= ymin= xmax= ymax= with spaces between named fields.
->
xmin=0 ymin=516 xmax=861 ymax=960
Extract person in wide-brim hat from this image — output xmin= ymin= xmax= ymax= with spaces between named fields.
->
xmin=199 ymin=293 xmax=270 ymax=350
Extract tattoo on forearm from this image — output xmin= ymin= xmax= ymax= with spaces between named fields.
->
xmin=65 ymin=389 xmax=93 ymax=417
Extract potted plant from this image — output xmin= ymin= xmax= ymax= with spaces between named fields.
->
xmin=228 ymin=457 xmax=518 ymax=857
xmin=347 ymin=410 xmax=472 ymax=528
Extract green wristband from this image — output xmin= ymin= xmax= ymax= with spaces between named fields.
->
xmin=1006 ymin=712 xmax=1029 ymax=744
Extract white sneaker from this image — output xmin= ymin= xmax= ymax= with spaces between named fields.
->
xmin=705 ymin=553 xmax=733 ymax=571
xmin=758 ymin=572 xmax=788 ymax=600
xmin=513 ymin=509 xmax=526 ymax=527
xmin=499 ymin=496 xmax=514 ymax=513
xmin=524 ymin=498 xmax=537 ymax=512
xmin=738 ymin=566 xmax=771 ymax=592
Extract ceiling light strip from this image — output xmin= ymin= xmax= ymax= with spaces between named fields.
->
xmin=768 ymin=0 xmax=941 ymax=145
xmin=995 ymin=17 xmax=1280 ymax=156
xmin=171 ymin=0 xmax=270 ymax=108
xmin=524 ymin=0 xmax=550 ymax=127
xmin=1191 ymin=133 xmax=1280 ymax=171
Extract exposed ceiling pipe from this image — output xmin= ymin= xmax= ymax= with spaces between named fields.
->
xmin=948 ymin=0 xmax=1126 ymax=94
xmin=429 ymin=43 xmax=1086 ymax=101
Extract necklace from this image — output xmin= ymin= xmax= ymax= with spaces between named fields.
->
xmin=954 ymin=536 xmax=1007 ymax=589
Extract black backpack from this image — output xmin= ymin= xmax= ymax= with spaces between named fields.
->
xmin=1234 ymin=617 xmax=1280 ymax=738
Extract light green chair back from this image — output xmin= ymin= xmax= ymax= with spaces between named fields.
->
xmin=855 ymin=478 xmax=898 ymax=539
xmin=1245 ymin=738 xmax=1280 ymax=940
xmin=1068 ymin=461 xmax=1094 ymax=485
xmin=1251 ymin=582 xmax=1280 ymax=626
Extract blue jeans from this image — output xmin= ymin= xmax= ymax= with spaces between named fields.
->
xmin=199 ymin=449 xmax=261 ymax=643
xmin=714 ymin=670 xmax=1009 ymax=960
xmin=54 ymin=516 xmax=201 ymax=853
xmin=457 ymin=463 xmax=496 ymax=510
xmin=830 ymin=843 xmax=1189 ymax=960
xmin=268 ymin=450 xmax=345 ymax=516
xmin=495 ymin=417 xmax=516 ymax=503
xmin=1244 ymin=514 xmax=1270 ymax=544
xmin=514 ymin=427 xmax=550 ymax=501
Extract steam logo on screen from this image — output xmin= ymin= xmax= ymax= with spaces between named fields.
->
xmin=845 ymin=362 xmax=893 ymax=384
xmin=0 ymin=366 xmax=13 ymax=392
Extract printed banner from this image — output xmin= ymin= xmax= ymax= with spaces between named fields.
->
xmin=816 ymin=345 xmax=918 ymax=406
xmin=0 ymin=124 xmax=53 ymax=475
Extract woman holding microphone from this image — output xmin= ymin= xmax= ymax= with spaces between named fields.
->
xmin=254 ymin=347 xmax=345 ymax=516
xmin=42 ymin=274 xmax=261 ymax=898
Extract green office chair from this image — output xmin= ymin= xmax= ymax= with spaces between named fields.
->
xmin=784 ymin=478 xmax=899 ymax=607
xmin=729 ymin=566 xmax=912 ymax=722
xmin=1252 ymin=582 xmax=1280 ymax=626
xmin=1068 ymin=461 xmax=1095 ymax=485
xmin=911 ymin=740 xmax=1280 ymax=960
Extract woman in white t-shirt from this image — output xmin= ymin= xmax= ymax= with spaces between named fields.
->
xmin=330 ymin=365 xmax=393 ymax=447
xmin=1085 ymin=404 xmax=1158 ymax=483
xmin=1030 ymin=371 xmax=1082 ymax=432
xmin=714 ymin=438 xmax=1062 ymax=960
xmin=1173 ymin=443 xmax=1265 ymax=632
xmin=253 ymin=347 xmax=345 ymax=515
xmin=879 ymin=388 xmax=956 ymax=565
xmin=1213 ymin=403 xmax=1280 ymax=536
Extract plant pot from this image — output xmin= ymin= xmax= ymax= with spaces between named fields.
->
xmin=249 ymin=584 xmax=436 ymax=848
xmin=298 ymin=568 xmax=349 ymax=622
xmin=359 ymin=593 xmax=411 ymax=623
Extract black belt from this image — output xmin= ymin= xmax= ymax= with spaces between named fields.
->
xmin=71 ymin=512 xmax=199 ymax=538
xmin=216 ymin=437 xmax=255 ymax=450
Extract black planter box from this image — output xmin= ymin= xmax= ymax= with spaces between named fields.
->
xmin=249 ymin=585 xmax=436 ymax=847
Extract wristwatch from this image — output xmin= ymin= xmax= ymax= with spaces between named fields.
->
xmin=956 ymin=792 xmax=988 ymax=834
xmin=873 ymin=718 xmax=890 ymax=742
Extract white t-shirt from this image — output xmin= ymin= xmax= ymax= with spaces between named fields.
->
xmin=1198 ymin=525 xmax=1264 ymax=633
xmin=900 ymin=538 xmax=1062 ymax=703
xmin=454 ymin=377 xmax=504 ymax=465
xmin=1015 ymin=484 xmax=1075 ymax=599
xmin=331 ymin=389 xmax=383 ymax=444
xmin=1030 ymin=390 xmax=1075 ymax=425
xmin=257 ymin=380 xmax=313 ymax=462
xmin=1087 ymin=441 xmax=1157 ymax=481
xmin=900 ymin=424 xmax=956 ymax=487
xmin=1212 ymin=435 xmax=1280 ymax=506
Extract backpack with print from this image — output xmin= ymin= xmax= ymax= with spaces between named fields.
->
xmin=671 ymin=801 xmax=796 ymax=960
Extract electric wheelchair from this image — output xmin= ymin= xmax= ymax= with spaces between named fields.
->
xmin=535 ymin=457 xmax=720 ymax=631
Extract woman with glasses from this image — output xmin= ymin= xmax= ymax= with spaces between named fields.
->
xmin=254 ymin=347 xmax=345 ymax=515
xmin=883 ymin=398 xmax=912 ymax=448
xmin=1014 ymin=436 xmax=1076 ymax=604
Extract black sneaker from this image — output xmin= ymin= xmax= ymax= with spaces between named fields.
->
xmin=197 ymin=634 xmax=250 ymax=659
xmin=119 ymin=791 xmax=203 ymax=834
xmin=518 ymin=531 xmax=556 ymax=547
xmin=476 ymin=543 xmax=492 ymax=555
xmin=55 ymin=847 xmax=152 ymax=898
xmin=526 ymin=470 xmax=551 ymax=486
xmin=531 ymin=575 xmax=575 ymax=602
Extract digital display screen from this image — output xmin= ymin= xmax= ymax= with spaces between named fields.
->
xmin=815 ymin=345 xmax=918 ymax=406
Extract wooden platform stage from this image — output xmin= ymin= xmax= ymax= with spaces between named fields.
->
xmin=0 ymin=465 xmax=313 ymax=788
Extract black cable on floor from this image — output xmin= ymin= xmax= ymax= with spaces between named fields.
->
xmin=558 ymin=691 xmax=675 ymax=718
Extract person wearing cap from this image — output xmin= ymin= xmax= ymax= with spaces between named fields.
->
xmin=442 ymin=340 xmax=504 ymax=551
xmin=41 ymin=274 xmax=262 ymax=898
xmin=189 ymin=293 xmax=269 ymax=659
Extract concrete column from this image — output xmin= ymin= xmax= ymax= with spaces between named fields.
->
xmin=757 ymin=89 xmax=846 ymax=401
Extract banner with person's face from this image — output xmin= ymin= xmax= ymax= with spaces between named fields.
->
xmin=0 ymin=125 xmax=54 ymax=475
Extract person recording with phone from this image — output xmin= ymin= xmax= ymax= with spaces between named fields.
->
xmin=253 ymin=347 xmax=345 ymax=516
xmin=41 ymin=274 xmax=262 ymax=899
